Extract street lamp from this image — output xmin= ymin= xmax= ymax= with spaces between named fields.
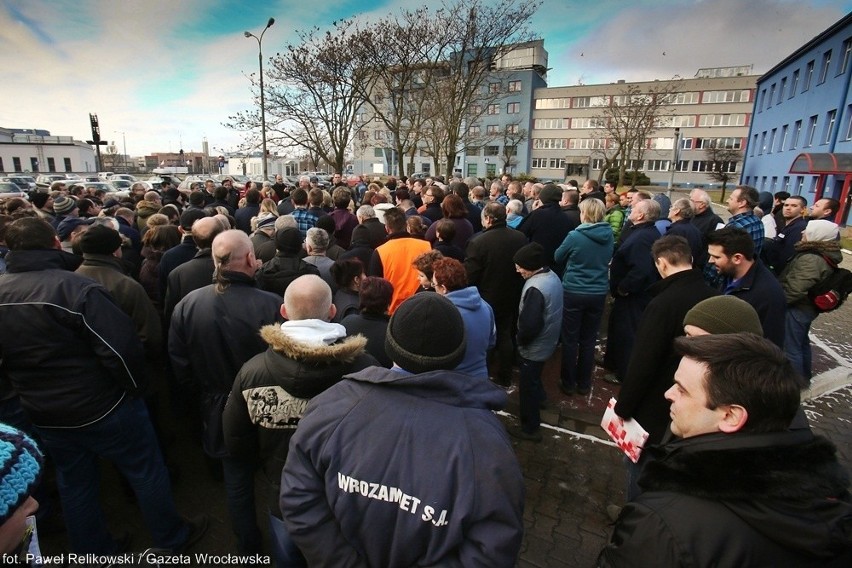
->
xmin=245 ymin=17 xmax=275 ymax=181
xmin=114 ymin=131 xmax=127 ymax=173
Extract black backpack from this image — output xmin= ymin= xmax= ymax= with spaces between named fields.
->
xmin=806 ymin=252 xmax=852 ymax=312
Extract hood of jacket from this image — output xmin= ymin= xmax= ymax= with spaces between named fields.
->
xmin=794 ymin=239 xmax=843 ymax=264
xmin=260 ymin=323 xmax=367 ymax=364
xmin=574 ymin=221 xmax=615 ymax=245
xmin=444 ymin=285 xmax=484 ymax=312
xmin=642 ymin=430 xmax=852 ymax=560
xmin=136 ymin=201 xmax=160 ymax=216
xmin=345 ymin=366 xmax=508 ymax=411
xmin=6 ymin=248 xmax=82 ymax=273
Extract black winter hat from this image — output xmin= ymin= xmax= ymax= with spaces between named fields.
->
xmin=513 ymin=242 xmax=547 ymax=270
xmin=275 ymin=227 xmax=303 ymax=254
xmin=385 ymin=294 xmax=466 ymax=374
xmin=78 ymin=224 xmax=122 ymax=255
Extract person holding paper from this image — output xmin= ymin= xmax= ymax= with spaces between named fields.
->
xmin=598 ymin=333 xmax=852 ymax=567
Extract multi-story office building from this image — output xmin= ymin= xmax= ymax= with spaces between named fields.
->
xmin=0 ymin=127 xmax=96 ymax=174
xmin=529 ymin=67 xmax=758 ymax=186
xmin=353 ymin=41 xmax=548 ymax=178
xmin=741 ymin=12 xmax=852 ymax=225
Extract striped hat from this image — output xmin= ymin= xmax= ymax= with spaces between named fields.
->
xmin=0 ymin=423 xmax=44 ymax=524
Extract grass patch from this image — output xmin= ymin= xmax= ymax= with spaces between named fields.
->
xmin=842 ymin=236 xmax=852 ymax=251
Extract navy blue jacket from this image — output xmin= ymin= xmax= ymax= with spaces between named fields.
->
xmin=610 ymin=222 xmax=661 ymax=297
xmin=723 ymin=260 xmax=786 ymax=348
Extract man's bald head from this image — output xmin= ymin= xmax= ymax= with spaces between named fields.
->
xmin=212 ymin=230 xmax=256 ymax=276
xmin=192 ymin=216 xmax=226 ymax=249
xmin=283 ymin=274 xmax=334 ymax=321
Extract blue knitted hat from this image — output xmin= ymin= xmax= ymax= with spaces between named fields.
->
xmin=0 ymin=423 xmax=43 ymax=524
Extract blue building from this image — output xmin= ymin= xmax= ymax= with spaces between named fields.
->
xmin=742 ymin=12 xmax=852 ymax=225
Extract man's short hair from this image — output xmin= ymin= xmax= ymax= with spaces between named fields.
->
xmin=448 ymin=181 xmax=470 ymax=201
xmin=284 ymin=274 xmax=332 ymax=320
xmin=308 ymin=189 xmax=324 ymax=208
xmin=332 ymin=188 xmax=351 ymax=209
xmin=306 ymin=227 xmax=329 ymax=252
xmin=382 ymin=207 xmax=406 ymax=232
xmin=358 ymin=276 xmax=393 ymax=315
xmin=818 ymin=198 xmax=840 ymax=217
xmin=191 ymin=217 xmax=226 ymax=249
xmin=671 ymin=198 xmax=694 ymax=219
xmin=245 ymin=188 xmax=261 ymax=205
xmin=652 ymin=235 xmax=692 ymax=267
xmin=563 ymin=189 xmax=579 ymax=206
xmin=690 ymin=189 xmax=711 ymax=206
xmin=435 ymin=219 xmax=456 ymax=243
xmin=635 ymin=198 xmax=660 ymax=222
xmin=505 ymin=199 xmax=523 ymax=216
xmin=787 ymin=195 xmax=807 ymax=208
xmin=585 ymin=179 xmax=599 ymax=191
xmin=707 ymin=227 xmax=755 ymax=261
xmin=735 ymin=186 xmax=759 ymax=209
xmin=292 ymin=188 xmax=308 ymax=206
xmin=674 ymin=333 xmax=804 ymax=433
xmin=482 ymin=202 xmax=507 ymax=223
xmin=356 ymin=204 xmax=375 ymax=220
xmin=5 ymin=217 xmax=56 ymax=250
xmin=330 ymin=257 xmax=364 ymax=289
xmin=774 ymin=191 xmax=791 ymax=201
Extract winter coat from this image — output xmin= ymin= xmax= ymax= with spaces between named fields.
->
xmin=340 ymin=313 xmax=392 ymax=368
xmin=614 ymin=270 xmax=718 ymax=443
xmin=464 ymin=221 xmax=528 ymax=316
xmin=604 ymin=205 xmax=625 ymax=243
xmin=158 ymin=236 xmax=198 ymax=301
xmin=666 ymin=219 xmax=706 ymax=269
xmin=223 ymin=323 xmax=375 ymax=517
xmin=598 ymin=430 xmax=852 ymax=567
xmin=256 ymin=253 xmax=321 ymax=298
xmin=76 ymin=254 xmax=162 ymax=356
xmin=554 ymin=222 xmax=614 ymax=295
xmin=169 ymin=274 xmax=282 ymax=457
xmin=780 ymin=240 xmax=843 ymax=314
xmin=723 ymin=260 xmax=786 ymax=348
xmin=135 ymin=200 xmax=161 ymax=231
xmin=332 ymin=288 xmax=360 ymax=323
xmin=0 ymin=249 xmax=145 ymax=428
xmin=762 ymin=216 xmax=807 ymax=274
xmin=235 ymin=203 xmax=261 ymax=234
xmin=610 ymin=222 xmax=661 ymax=297
xmin=163 ymin=249 xmax=215 ymax=324
xmin=444 ymin=286 xmax=496 ymax=379
xmin=424 ymin=217 xmax=474 ymax=250
xmin=351 ymin=218 xmax=387 ymax=250
xmin=280 ymin=367 xmax=524 ymax=568
xmin=138 ymin=246 xmax=165 ymax=305
xmin=329 ymin=208 xmax=359 ymax=250
xmin=519 ymin=202 xmax=578 ymax=267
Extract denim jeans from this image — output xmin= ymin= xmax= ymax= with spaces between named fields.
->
xmin=518 ymin=357 xmax=545 ymax=433
xmin=784 ymin=307 xmax=817 ymax=380
xmin=270 ymin=511 xmax=307 ymax=567
xmin=560 ymin=292 xmax=606 ymax=390
xmin=222 ymin=457 xmax=263 ymax=555
xmin=35 ymin=397 xmax=188 ymax=553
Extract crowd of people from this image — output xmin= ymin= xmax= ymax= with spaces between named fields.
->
xmin=0 ymin=171 xmax=849 ymax=565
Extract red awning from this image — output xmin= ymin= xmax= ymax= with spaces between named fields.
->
xmin=789 ymin=153 xmax=852 ymax=174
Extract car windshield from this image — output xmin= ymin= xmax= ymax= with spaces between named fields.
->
xmin=0 ymin=182 xmax=22 ymax=193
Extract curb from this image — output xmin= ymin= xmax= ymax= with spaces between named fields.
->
xmin=803 ymin=367 xmax=852 ymax=400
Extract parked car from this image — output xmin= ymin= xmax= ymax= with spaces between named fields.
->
xmin=109 ymin=174 xmax=137 ymax=182
xmin=36 ymin=174 xmax=68 ymax=189
xmin=75 ymin=182 xmax=118 ymax=194
xmin=1 ymin=176 xmax=37 ymax=191
xmin=109 ymin=179 xmax=133 ymax=191
xmin=0 ymin=181 xmax=29 ymax=199
xmin=177 ymin=176 xmax=211 ymax=193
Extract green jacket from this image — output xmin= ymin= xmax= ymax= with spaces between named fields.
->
xmin=779 ymin=240 xmax=843 ymax=312
xmin=604 ymin=205 xmax=625 ymax=244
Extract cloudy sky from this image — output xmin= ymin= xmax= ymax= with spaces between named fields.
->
xmin=1 ymin=0 xmax=850 ymax=157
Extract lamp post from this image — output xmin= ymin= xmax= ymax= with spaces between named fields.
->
xmin=245 ymin=17 xmax=275 ymax=181
xmin=114 ymin=131 xmax=127 ymax=173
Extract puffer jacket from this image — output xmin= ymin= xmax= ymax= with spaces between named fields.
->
xmin=223 ymin=323 xmax=376 ymax=517
xmin=780 ymin=240 xmax=844 ymax=313
xmin=0 ymin=249 xmax=146 ymax=428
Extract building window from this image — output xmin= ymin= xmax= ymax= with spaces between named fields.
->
xmin=676 ymin=160 xmax=690 ymax=172
xmin=548 ymin=158 xmax=566 ymax=169
xmin=824 ymin=109 xmax=837 ymax=144
xmin=64 ymin=158 xmax=72 ymax=172
xmin=803 ymin=60 xmax=814 ymax=91
xmin=758 ymin=89 xmax=766 ymax=112
xmin=767 ymin=84 xmax=776 ymax=108
xmin=840 ymin=39 xmax=852 ymax=75
xmin=468 ymin=125 xmax=481 ymax=136
xmin=819 ymin=50 xmax=832 ymax=84
xmin=47 ymin=157 xmax=56 ymax=172
xmin=373 ymin=148 xmax=384 ymax=157
xmin=790 ymin=70 xmax=799 ymax=98
xmin=783 ymin=176 xmax=790 ymax=191
xmin=506 ymin=102 xmax=520 ymax=114
xmin=0 ymin=158 xmax=3 ymax=172
xmin=780 ymin=125 xmax=788 ymax=150
xmin=506 ymin=124 xmax=519 ymax=134
xmin=656 ymin=115 xmax=697 ymax=128
xmin=806 ymin=115 xmax=818 ymax=147
xmin=759 ymin=132 xmax=767 ymax=155
xmin=12 ymin=157 xmax=21 ymax=172
xmin=485 ymin=145 xmax=499 ymax=156
xmin=778 ymin=78 xmax=786 ymax=104
xmin=750 ymin=134 xmax=758 ymax=156
xmin=465 ymin=146 xmax=481 ymax=156
xmin=701 ymin=90 xmax=750 ymax=104
xmin=470 ymin=104 xmax=482 ymax=115
xmin=533 ymin=138 xmax=569 ymax=149
xmin=796 ymin=176 xmax=804 ymax=193
xmin=568 ymin=138 xmax=605 ymax=150
xmin=768 ymin=129 xmax=777 ymax=153
xmin=466 ymin=163 xmax=478 ymax=176
xmin=571 ymin=117 xmax=607 ymax=129
xmin=486 ymin=125 xmax=499 ymax=135
xmin=696 ymin=137 xmax=742 ymax=150
xmin=487 ymin=104 xmax=500 ymax=115
xmin=535 ymin=97 xmax=570 ymax=109
xmin=698 ymin=114 xmax=746 ymax=127
xmin=845 ymin=107 xmax=852 ymax=140
xmin=488 ymin=82 xmax=501 ymax=93
xmin=572 ymin=95 xmax=608 ymax=108
xmin=504 ymin=145 xmax=517 ymax=156
xmin=30 ymin=157 xmax=39 ymax=172
xmin=648 ymin=137 xmax=674 ymax=150
xmin=508 ymin=80 xmax=521 ymax=92
xmin=645 ymin=160 xmax=671 ymax=171
xmin=531 ymin=158 xmax=546 ymax=169
xmin=680 ymin=137 xmax=694 ymax=150
xmin=534 ymin=118 xmax=564 ymax=129
xmin=791 ymin=120 xmax=802 ymax=148
xmin=662 ymin=92 xmax=699 ymax=105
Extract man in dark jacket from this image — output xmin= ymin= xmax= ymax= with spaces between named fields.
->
xmin=256 ymin=227 xmax=320 ymax=298
xmin=613 ymin=236 xmax=718 ymax=499
xmin=464 ymin=203 xmax=528 ymax=386
xmin=223 ymin=274 xmax=376 ymax=566
xmin=350 ymin=205 xmax=387 ymax=250
xmin=169 ymin=229 xmax=282 ymax=556
xmin=579 ymin=179 xmax=606 ymax=204
xmin=280 ymin=293 xmax=524 ymax=567
xmin=158 ymin=208 xmax=209 ymax=300
xmin=519 ymin=183 xmax=577 ymax=267
xmin=666 ymin=198 xmax=706 ymax=268
xmin=235 ymin=188 xmax=262 ymax=234
xmin=599 ymin=333 xmax=852 ymax=567
xmin=603 ymin=199 xmax=663 ymax=382
xmin=0 ymin=217 xmax=205 ymax=554
xmin=706 ymin=228 xmax=786 ymax=348
xmin=761 ymin=194 xmax=808 ymax=274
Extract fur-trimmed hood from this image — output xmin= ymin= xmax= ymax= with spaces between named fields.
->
xmin=794 ymin=238 xmax=843 ymax=263
xmin=641 ymin=431 xmax=852 ymax=558
xmin=260 ymin=323 xmax=368 ymax=363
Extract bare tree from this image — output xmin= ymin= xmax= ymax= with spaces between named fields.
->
xmin=227 ymin=20 xmax=367 ymax=174
xmin=704 ymin=143 xmax=742 ymax=201
xmin=593 ymin=81 xmax=680 ymax=186
xmin=498 ymin=123 xmax=528 ymax=174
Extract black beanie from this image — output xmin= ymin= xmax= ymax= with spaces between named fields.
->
xmin=385 ymin=294 xmax=466 ymax=374
xmin=78 ymin=224 xmax=123 ymax=255
xmin=513 ymin=242 xmax=547 ymax=270
xmin=275 ymin=227 xmax=303 ymax=254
